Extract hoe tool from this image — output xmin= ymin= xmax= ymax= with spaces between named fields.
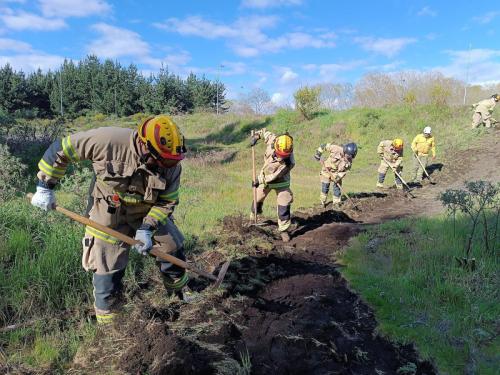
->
xmin=382 ymin=158 xmax=416 ymax=198
xmin=251 ymin=129 xmax=258 ymax=224
xmin=413 ymin=152 xmax=436 ymax=185
xmin=27 ymin=193 xmax=230 ymax=288
xmin=334 ymin=182 xmax=361 ymax=211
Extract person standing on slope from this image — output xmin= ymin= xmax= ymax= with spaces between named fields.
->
xmin=471 ymin=94 xmax=499 ymax=129
xmin=410 ymin=126 xmax=436 ymax=186
xmin=314 ymin=142 xmax=357 ymax=207
xmin=31 ymin=115 xmax=189 ymax=324
xmin=376 ymin=138 xmax=404 ymax=189
xmin=250 ymin=129 xmax=295 ymax=242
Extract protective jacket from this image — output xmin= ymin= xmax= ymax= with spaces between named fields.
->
xmin=473 ymin=98 xmax=496 ymax=115
xmin=37 ymin=127 xmax=180 ymax=229
xmin=378 ymin=140 xmax=403 ymax=166
xmin=317 ymin=143 xmax=352 ymax=180
xmin=411 ymin=134 xmax=436 ymax=157
xmin=255 ymin=128 xmax=295 ymax=189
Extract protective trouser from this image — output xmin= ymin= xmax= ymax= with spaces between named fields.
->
xmin=320 ymin=174 xmax=342 ymax=204
xmin=82 ymin=198 xmax=187 ymax=322
xmin=471 ymin=112 xmax=492 ymax=128
xmin=411 ymin=154 xmax=428 ymax=183
xmin=251 ymin=185 xmax=293 ymax=232
xmin=377 ymin=160 xmax=402 ymax=186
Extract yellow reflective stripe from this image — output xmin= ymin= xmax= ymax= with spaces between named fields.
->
xmin=116 ymin=191 xmax=144 ymax=204
xmin=96 ymin=313 xmax=116 ymax=324
xmin=267 ymin=181 xmax=290 ymax=189
xmin=38 ymin=159 xmax=65 ymax=178
xmin=148 ymin=207 xmax=169 ymax=224
xmin=159 ymin=190 xmax=179 ymax=201
xmin=62 ymin=136 xmax=79 ymax=162
xmin=85 ymin=226 xmax=120 ymax=245
xmin=163 ymin=273 xmax=189 ymax=290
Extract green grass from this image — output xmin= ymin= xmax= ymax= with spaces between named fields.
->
xmin=0 ymin=104 xmax=494 ymax=371
xmin=340 ymin=215 xmax=499 ymax=375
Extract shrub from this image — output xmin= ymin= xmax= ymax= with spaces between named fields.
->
xmin=0 ymin=143 xmax=28 ymax=201
xmin=294 ymin=86 xmax=320 ymax=120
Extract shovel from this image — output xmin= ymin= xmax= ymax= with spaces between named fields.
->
xmin=334 ymin=182 xmax=361 ymax=211
xmin=413 ymin=152 xmax=436 ymax=185
xmin=27 ymin=193 xmax=230 ymax=288
xmin=382 ymin=158 xmax=415 ymax=198
xmin=251 ymin=130 xmax=258 ymax=225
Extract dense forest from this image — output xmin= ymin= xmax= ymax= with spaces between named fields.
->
xmin=0 ymin=55 xmax=226 ymax=119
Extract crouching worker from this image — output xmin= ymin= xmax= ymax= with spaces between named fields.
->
xmin=376 ymin=138 xmax=404 ymax=189
xmin=314 ymin=142 xmax=357 ymax=207
xmin=31 ymin=115 xmax=189 ymax=324
xmin=250 ymin=129 xmax=294 ymax=242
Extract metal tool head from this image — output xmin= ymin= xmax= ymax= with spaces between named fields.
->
xmin=213 ymin=261 xmax=231 ymax=289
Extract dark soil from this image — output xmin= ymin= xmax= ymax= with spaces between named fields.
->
xmin=71 ymin=131 xmax=499 ymax=374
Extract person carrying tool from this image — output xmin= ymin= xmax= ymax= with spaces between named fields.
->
xmin=31 ymin=115 xmax=189 ymax=324
xmin=250 ymin=129 xmax=294 ymax=242
xmin=376 ymin=138 xmax=404 ymax=189
xmin=410 ymin=126 xmax=436 ymax=185
xmin=314 ymin=142 xmax=357 ymax=207
xmin=471 ymin=94 xmax=499 ymax=129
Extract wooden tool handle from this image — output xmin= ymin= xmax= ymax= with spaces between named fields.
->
xmin=251 ymin=130 xmax=258 ymax=224
xmin=26 ymin=193 xmax=217 ymax=281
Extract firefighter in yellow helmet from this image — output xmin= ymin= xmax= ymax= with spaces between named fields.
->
xmin=411 ymin=126 xmax=436 ymax=185
xmin=471 ymin=94 xmax=499 ymax=129
xmin=250 ymin=129 xmax=295 ymax=242
xmin=376 ymin=138 xmax=404 ymax=189
xmin=31 ymin=115 xmax=188 ymax=324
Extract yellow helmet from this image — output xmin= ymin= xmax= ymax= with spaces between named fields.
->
xmin=274 ymin=133 xmax=293 ymax=157
xmin=138 ymin=115 xmax=186 ymax=161
xmin=392 ymin=138 xmax=404 ymax=150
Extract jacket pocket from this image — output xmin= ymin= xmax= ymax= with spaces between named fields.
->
xmin=144 ymin=175 xmax=166 ymax=203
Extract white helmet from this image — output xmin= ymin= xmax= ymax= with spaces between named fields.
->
xmin=423 ymin=126 xmax=432 ymax=135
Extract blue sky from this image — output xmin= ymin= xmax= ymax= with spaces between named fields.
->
xmin=0 ymin=0 xmax=499 ymax=104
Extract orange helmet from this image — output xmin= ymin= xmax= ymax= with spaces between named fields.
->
xmin=392 ymin=138 xmax=404 ymax=150
xmin=138 ymin=115 xmax=186 ymax=161
xmin=274 ymin=133 xmax=293 ymax=157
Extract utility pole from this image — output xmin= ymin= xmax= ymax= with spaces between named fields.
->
xmin=58 ymin=71 xmax=63 ymax=116
xmin=463 ymin=43 xmax=472 ymax=105
xmin=216 ymin=64 xmax=225 ymax=115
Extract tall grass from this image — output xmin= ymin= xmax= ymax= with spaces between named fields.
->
xmin=340 ymin=214 xmax=499 ymax=374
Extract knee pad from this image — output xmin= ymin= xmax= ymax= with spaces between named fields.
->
xmin=321 ymin=182 xmax=330 ymax=194
xmin=277 ymin=205 xmax=291 ymax=221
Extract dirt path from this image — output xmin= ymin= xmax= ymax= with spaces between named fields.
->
xmin=71 ymin=131 xmax=499 ymax=375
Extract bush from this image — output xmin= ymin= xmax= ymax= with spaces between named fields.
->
xmin=294 ymin=86 xmax=320 ymax=120
xmin=0 ymin=143 xmax=28 ymax=201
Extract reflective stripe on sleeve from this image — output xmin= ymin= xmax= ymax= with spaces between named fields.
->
xmin=147 ymin=207 xmax=169 ymax=224
xmin=159 ymin=190 xmax=179 ymax=202
xmin=62 ymin=136 xmax=79 ymax=162
xmin=38 ymin=158 xmax=66 ymax=178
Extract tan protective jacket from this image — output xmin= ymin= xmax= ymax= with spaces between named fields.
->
xmin=255 ymin=128 xmax=295 ymax=189
xmin=377 ymin=140 xmax=403 ymax=166
xmin=37 ymin=127 xmax=180 ymax=229
xmin=317 ymin=143 xmax=351 ymax=179
xmin=473 ymin=98 xmax=496 ymax=115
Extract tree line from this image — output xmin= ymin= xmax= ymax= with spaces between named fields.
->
xmin=0 ymin=55 xmax=226 ymax=119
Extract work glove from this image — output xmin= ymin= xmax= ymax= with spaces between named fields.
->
xmin=31 ymin=185 xmax=56 ymax=211
xmin=250 ymin=136 xmax=258 ymax=147
xmin=313 ymin=151 xmax=321 ymax=161
xmin=252 ymin=180 xmax=260 ymax=188
xmin=132 ymin=229 xmax=153 ymax=256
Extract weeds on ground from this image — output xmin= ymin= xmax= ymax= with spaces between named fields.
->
xmin=341 ymin=210 xmax=499 ymax=374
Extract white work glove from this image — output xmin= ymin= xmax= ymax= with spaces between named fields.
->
xmin=132 ymin=229 xmax=153 ymax=256
xmin=31 ymin=186 xmax=56 ymax=211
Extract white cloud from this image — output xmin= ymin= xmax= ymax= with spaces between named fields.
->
xmin=417 ymin=6 xmax=437 ymax=17
xmin=472 ymin=11 xmax=500 ymax=24
xmin=271 ymin=92 xmax=286 ymax=105
xmin=39 ymin=0 xmax=111 ymax=18
xmin=0 ymin=52 xmax=64 ymax=71
xmin=354 ymin=36 xmax=417 ymax=58
xmin=433 ymin=49 xmax=500 ymax=84
xmin=88 ymin=23 xmax=150 ymax=59
xmin=303 ymin=60 xmax=367 ymax=80
xmin=157 ymin=15 xmax=336 ymax=57
xmin=279 ymin=68 xmax=298 ymax=84
xmin=0 ymin=9 xmax=66 ymax=30
xmin=0 ymin=37 xmax=31 ymax=52
xmin=241 ymin=0 xmax=302 ymax=9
